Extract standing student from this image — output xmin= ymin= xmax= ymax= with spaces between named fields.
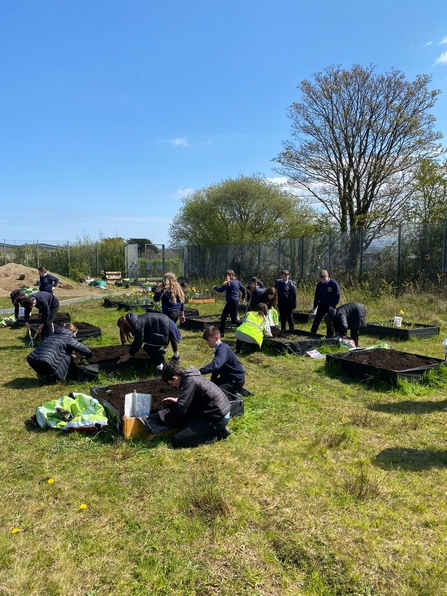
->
xmin=234 ymin=303 xmax=272 ymax=355
xmin=10 ymin=289 xmax=26 ymax=320
xmin=154 ymin=272 xmax=185 ymax=359
xmin=200 ymin=326 xmax=246 ymax=394
xmin=324 ymin=302 xmax=366 ymax=347
xmin=117 ymin=311 xmax=182 ymax=375
xmin=274 ymin=270 xmax=296 ymax=331
xmin=38 ymin=267 xmax=59 ymax=293
xmin=246 ymin=277 xmax=265 ymax=303
xmin=23 ymin=292 xmax=60 ymax=340
xmin=310 ymin=270 xmax=340 ymax=334
xmin=27 ymin=323 xmax=93 ymax=385
xmin=158 ymin=361 xmax=232 ymax=448
xmin=213 ymin=269 xmax=246 ymax=337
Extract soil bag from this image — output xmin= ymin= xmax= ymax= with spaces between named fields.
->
xmin=35 ymin=392 xmax=108 ymax=431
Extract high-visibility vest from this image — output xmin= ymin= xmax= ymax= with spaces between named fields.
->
xmin=267 ymin=308 xmax=279 ymax=327
xmin=236 ymin=312 xmax=268 ymax=348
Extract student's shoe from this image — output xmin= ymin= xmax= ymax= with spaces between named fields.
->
xmin=35 ymin=372 xmax=51 ymax=385
xmin=160 ymin=347 xmax=167 ymax=354
xmin=156 ymin=367 xmax=164 ymax=379
xmin=218 ymin=426 xmax=232 ymax=440
xmin=173 ymin=354 xmax=180 ymax=361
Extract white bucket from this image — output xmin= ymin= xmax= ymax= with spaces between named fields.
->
xmin=394 ymin=316 xmax=403 ymax=327
xmin=124 ymin=391 xmax=151 ymax=417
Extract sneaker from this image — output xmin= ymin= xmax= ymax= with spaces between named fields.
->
xmin=161 ymin=347 xmax=167 ymax=354
xmin=218 ymin=426 xmax=232 ymax=440
xmin=173 ymin=354 xmax=180 ymax=361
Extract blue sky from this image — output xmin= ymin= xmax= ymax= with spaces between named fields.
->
xmin=1 ymin=0 xmax=447 ymax=246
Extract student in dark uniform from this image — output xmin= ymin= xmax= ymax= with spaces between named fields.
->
xmin=324 ymin=302 xmax=366 ymax=347
xmin=310 ymin=270 xmax=340 ymax=334
xmin=10 ymin=289 xmax=26 ymax=320
xmin=38 ymin=267 xmax=59 ymax=293
xmin=274 ymin=270 xmax=296 ymax=331
xmin=213 ymin=269 xmax=246 ymax=337
xmin=23 ymin=292 xmax=60 ymax=340
xmin=200 ymin=326 xmax=246 ymax=394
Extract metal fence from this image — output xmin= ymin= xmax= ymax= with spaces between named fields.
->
xmin=183 ymin=221 xmax=447 ymax=293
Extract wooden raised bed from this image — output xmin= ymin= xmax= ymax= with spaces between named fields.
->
xmin=364 ymin=320 xmax=440 ymax=340
xmin=264 ymin=328 xmax=339 ymax=355
xmin=91 ymin=378 xmax=247 ymax=439
xmin=145 ymin=306 xmax=200 ymax=318
xmin=326 ymin=347 xmax=445 ymax=384
xmin=186 ymin=298 xmax=215 ymax=304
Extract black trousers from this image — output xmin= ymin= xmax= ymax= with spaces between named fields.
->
xmin=41 ymin=305 xmax=59 ymax=340
xmin=220 ymin=302 xmax=241 ymax=336
xmin=278 ymin=304 xmax=295 ymax=331
xmin=27 ymin=356 xmax=57 ymax=384
xmin=171 ymin=416 xmax=229 ymax=448
xmin=310 ymin=304 xmax=329 ymax=334
xmin=212 ymin=377 xmax=244 ymax=395
xmin=143 ymin=344 xmax=165 ymax=367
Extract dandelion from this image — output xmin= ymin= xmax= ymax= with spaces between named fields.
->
xmin=399 ymin=310 xmax=404 ymax=315
xmin=47 ymin=478 xmax=54 ymax=485
xmin=79 ymin=503 xmax=88 ymax=510
xmin=11 ymin=528 xmax=20 ymax=534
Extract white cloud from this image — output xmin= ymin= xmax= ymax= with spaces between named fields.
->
xmin=171 ymin=187 xmax=194 ymax=199
xmin=440 ymin=36 xmax=447 ymax=44
xmin=265 ymin=176 xmax=289 ymax=186
xmin=170 ymin=137 xmax=190 ymax=147
xmin=425 ymin=41 xmax=433 ymax=46
xmin=201 ymin=140 xmax=212 ymax=145
xmin=434 ymin=51 xmax=447 ymax=65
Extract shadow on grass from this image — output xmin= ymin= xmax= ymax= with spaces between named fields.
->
xmin=369 ymin=399 xmax=447 ymax=414
xmin=374 ymin=447 xmax=447 ymax=470
xmin=0 ymin=345 xmax=30 ymax=351
xmin=4 ymin=377 xmax=43 ymax=389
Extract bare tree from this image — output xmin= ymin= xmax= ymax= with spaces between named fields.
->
xmin=274 ymin=64 xmax=443 ymax=242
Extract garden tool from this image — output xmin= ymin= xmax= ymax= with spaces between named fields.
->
xmin=28 ymin=328 xmax=39 ymax=349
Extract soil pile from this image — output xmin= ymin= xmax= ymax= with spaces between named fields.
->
xmin=342 ymin=348 xmax=441 ymax=370
xmin=0 ymin=263 xmax=105 ymax=298
xmin=95 ymin=379 xmax=180 ymax=414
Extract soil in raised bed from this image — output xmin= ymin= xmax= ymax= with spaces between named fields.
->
xmin=342 ymin=348 xmax=441 ymax=370
xmin=269 ymin=327 xmax=317 ymax=341
xmin=95 ymin=379 xmax=180 ymax=414
xmin=80 ymin=345 xmax=150 ymax=364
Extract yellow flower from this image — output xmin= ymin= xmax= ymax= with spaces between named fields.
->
xmin=47 ymin=478 xmax=54 ymax=485
xmin=11 ymin=528 xmax=20 ymax=534
xmin=399 ymin=310 xmax=404 ymax=315
xmin=79 ymin=503 xmax=88 ymax=510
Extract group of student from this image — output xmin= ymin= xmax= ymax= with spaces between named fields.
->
xmin=15 ymin=267 xmax=366 ymax=448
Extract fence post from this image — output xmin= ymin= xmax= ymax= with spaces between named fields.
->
xmin=258 ymin=242 xmax=261 ymax=272
xmin=442 ymin=220 xmax=447 ymax=287
xmin=161 ymin=244 xmax=165 ymax=275
xmin=397 ymin=224 xmax=402 ymax=296
xmin=67 ymin=242 xmax=70 ymax=278
xmin=278 ymin=239 xmax=281 ymax=272
xmin=359 ymin=229 xmax=363 ymax=277
xmin=3 ymin=239 xmax=6 ymax=265
xmin=37 ymin=241 xmax=40 ymax=269
xmin=328 ymin=233 xmax=331 ymax=273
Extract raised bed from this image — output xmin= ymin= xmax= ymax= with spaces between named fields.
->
xmin=91 ymin=378 xmax=246 ymax=439
xmin=186 ymin=298 xmax=216 ymax=304
xmin=364 ymin=320 xmax=440 ymax=340
xmin=29 ymin=321 xmax=101 ymax=341
xmin=180 ymin=314 xmax=238 ymax=332
xmin=293 ymin=310 xmax=316 ymax=323
xmin=74 ymin=345 xmax=153 ymax=381
xmin=16 ymin=312 xmax=71 ymax=327
xmin=146 ymin=306 xmax=200 ymax=318
xmin=326 ymin=347 xmax=445 ymax=384
xmin=264 ymin=328 xmax=339 ymax=356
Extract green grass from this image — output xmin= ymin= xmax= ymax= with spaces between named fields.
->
xmin=1 ymin=292 xmax=447 ymax=595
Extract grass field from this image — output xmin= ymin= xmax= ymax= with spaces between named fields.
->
xmin=1 ymin=290 xmax=447 ymax=595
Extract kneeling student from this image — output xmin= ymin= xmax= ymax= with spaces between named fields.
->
xmin=158 ymin=361 xmax=232 ymax=448
xmin=200 ymin=326 xmax=245 ymax=394
xmin=27 ymin=323 xmax=93 ymax=384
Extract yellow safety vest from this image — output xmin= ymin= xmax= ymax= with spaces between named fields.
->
xmin=237 ymin=312 xmax=267 ymax=348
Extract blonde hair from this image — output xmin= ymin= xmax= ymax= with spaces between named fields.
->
xmin=63 ymin=323 xmax=78 ymax=334
xmin=117 ymin=316 xmax=133 ymax=346
xmin=162 ymin=272 xmax=184 ymax=303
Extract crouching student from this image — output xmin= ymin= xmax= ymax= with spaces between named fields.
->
xmin=117 ymin=311 xmax=182 ymax=376
xmin=234 ymin=303 xmax=272 ymax=355
xmin=200 ymin=326 xmax=246 ymax=394
xmin=324 ymin=302 xmax=367 ymax=347
xmin=26 ymin=323 xmax=93 ymax=385
xmin=23 ymin=291 xmax=60 ymax=340
xmin=158 ymin=361 xmax=232 ymax=448
xmin=10 ymin=289 xmax=26 ymax=320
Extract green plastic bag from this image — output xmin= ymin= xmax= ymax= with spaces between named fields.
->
xmin=36 ymin=393 xmax=108 ymax=431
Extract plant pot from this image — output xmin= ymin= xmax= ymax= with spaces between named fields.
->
xmin=326 ymin=347 xmax=445 ymax=385
xmin=365 ymin=320 xmax=440 ymax=340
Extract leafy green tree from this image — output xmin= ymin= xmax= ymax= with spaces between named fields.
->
xmin=408 ymin=158 xmax=447 ymax=223
xmin=169 ymin=173 xmax=325 ymax=247
xmin=274 ymin=64 xmax=443 ymax=242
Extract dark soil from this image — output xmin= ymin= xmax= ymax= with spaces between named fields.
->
xmin=95 ymin=380 xmax=180 ymax=414
xmin=371 ymin=320 xmax=432 ymax=329
xmin=342 ymin=348 xmax=441 ymax=370
xmin=269 ymin=327 xmax=313 ymax=340
xmin=81 ymin=345 xmax=150 ymax=364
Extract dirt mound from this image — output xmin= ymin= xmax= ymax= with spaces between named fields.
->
xmin=0 ymin=263 xmax=105 ymax=298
